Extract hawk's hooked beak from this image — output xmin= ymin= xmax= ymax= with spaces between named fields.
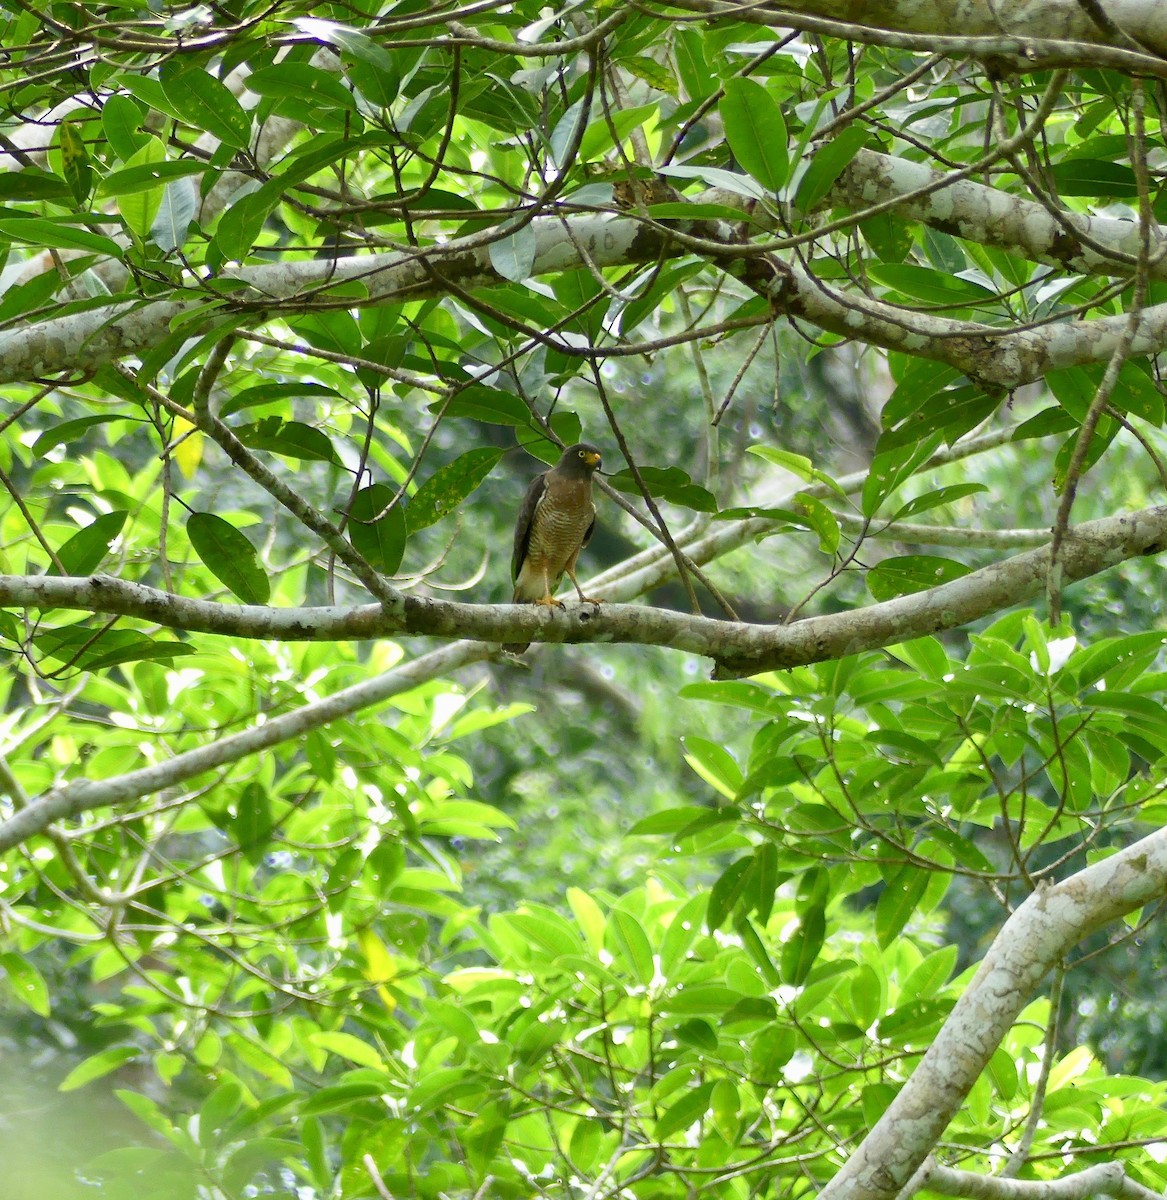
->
xmin=584 ymin=450 xmax=602 ymax=468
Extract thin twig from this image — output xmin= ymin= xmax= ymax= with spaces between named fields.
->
xmin=1002 ymin=966 xmax=1064 ymax=1177
xmin=1046 ymin=81 xmax=1154 ymax=623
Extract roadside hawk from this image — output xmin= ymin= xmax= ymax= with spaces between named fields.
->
xmin=503 ymin=443 xmax=604 ymax=653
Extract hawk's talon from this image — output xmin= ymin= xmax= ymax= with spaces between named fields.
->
xmin=536 ymin=594 xmax=566 ymax=611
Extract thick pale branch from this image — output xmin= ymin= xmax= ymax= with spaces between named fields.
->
xmin=819 ymin=827 xmax=1167 ymax=1200
xmin=828 ymin=150 xmax=1165 ymax=280
xmin=912 ymin=1158 xmax=1163 ymax=1200
xmin=2 ymin=504 xmax=1165 ymax=675
xmin=660 ymin=0 xmax=1167 ymax=74
xmin=5 ymin=206 xmax=1167 ymax=391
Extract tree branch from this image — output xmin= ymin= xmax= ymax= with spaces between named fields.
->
xmin=825 ymin=150 xmax=1167 ymax=280
xmin=903 ymin=1157 xmax=1163 ymax=1200
xmin=657 ymin=0 xmax=1167 ymax=76
xmin=7 ymin=205 xmax=1167 ymax=392
xmin=2 ymin=504 xmax=1166 ymax=675
xmin=0 ymin=641 xmax=490 ymax=854
xmin=820 ymin=828 xmax=1167 ymax=1200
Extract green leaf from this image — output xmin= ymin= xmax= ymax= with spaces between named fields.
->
xmin=235 ymin=417 xmax=342 ymax=464
xmin=0 ymin=952 xmax=49 ymax=1016
xmin=710 ymin=1079 xmax=740 ymax=1142
xmin=646 ymin=201 xmax=748 ymax=221
xmin=220 ymin=381 xmax=340 ymax=417
xmin=0 ymin=217 xmax=123 ymax=258
xmin=112 ymin=73 xmax=187 ymax=123
xmin=160 ymin=61 xmax=252 ymax=150
xmin=507 ymin=908 xmax=583 ymax=956
xmin=81 ymin=635 xmax=194 ymax=671
xmin=654 ymin=1081 xmax=715 ymax=1141
xmin=300 ymin=1080 xmax=389 ymax=1115
xmin=862 ymin=436 xmax=943 ymax=517
xmin=348 ymin=484 xmax=407 ymax=575
xmin=678 ymin=680 xmax=787 ymax=715
xmin=59 ymin=1045 xmax=141 ymax=1092
xmin=894 ymin=383 xmax=998 ymax=454
xmin=1050 ymin=158 xmax=1137 ymax=197
xmin=566 ymin=887 xmax=606 ymax=954
xmin=569 ymin=1115 xmax=603 ymax=1172
xmin=309 ymin=1031 xmax=385 ymax=1071
xmin=899 ymin=945 xmax=958 ymax=1001
xmin=750 ymin=1026 xmax=796 ymax=1084
xmin=867 ymin=555 xmax=972 ymax=601
xmin=682 ymin=735 xmax=742 ymax=799
xmin=488 ymin=220 xmax=537 ymax=282
xmin=187 ymin=512 xmax=271 ymax=604
xmin=246 ymin=63 xmax=358 ymax=111
xmin=1014 ymin=407 xmax=1075 ymax=441
xmin=780 ymin=906 xmax=825 ymax=986
xmin=889 ymin=483 xmax=987 ymax=522
xmin=605 ymin=466 xmax=718 ymax=512
xmin=747 ymin=446 xmax=847 ymax=496
xmin=58 ymin=119 xmax=93 ymax=205
xmin=629 ymin=806 xmax=715 ymax=837
xmin=619 ymin=260 xmax=705 ymax=333
xmin=52 ymin=510 xmax=128 ymax=575
xmin=751 ymin=842 xmax=780 ymax=926
xmin=607 ymin=909 xmax=655 ymax=986
xmin=338 ymin=42 xmax=401 ymax=109
xmin=720 ymin=77 xmax=787 ymax=192
xmin=1046 ymin=365 xmax=1098 ymax=422
xmin=291 ymin=310 xmax=363 ymax=357
xmin=1114 ymin=362 xmax=1165 ymax=425
xmin=795 ymin=125 xmax=868 ymax=211
xmin=708 ymin=858 xmax=753 ymax=933
xmin=437 ymin=385 xmax=534 ymax=427
xmin=213 ymin=185 xmax=277 ymax=263
xmin=231 ymin=781 xmax=274 ymax=863
xmin=199 ymin=1081 xmax=243 ymax=1144
xmin=152 ymin=175 xmax=199 ymax=254
xmin=859 ymin=209 xmax=913 ymax=262
xmin=114 ymin=137 xmax=167 ymax=241
xmin=1048 ymin=362 xmax=1164 ymax=426
xmin=102 ymin=93 xmax=148 ymax=160
xmin=419 ymin=799 xmax=516 ymax=838
xmin=875 ymin=865 xmax=930 ymax=947
xmin=301 ymin=1116 xmax=329 ymax=1191
xmin=1053 ymin=420 xmax=1115 ymax=492
xmin=34 ymin=415 xmax=136 ymax=454
xmin=406 ymin=447 xmax=504 ymax=532
xmin=658 ymin=893 xmax=707 ymax=978
xmin=30 ymin=624 xmax=191 ymax=671
xmin=0 ymin=167 xmax=71 ymax=202
xmin=883 ymin=360 xmax=961 ymax=426
xmin=578 ymin=102 xmax=658 ymax=162
xmin=98 ymin=158 xmax=208 ymax=198
xmin=792 ymin=493 xmax=840 ymax=555
xmin=869 ymin=263 xmax=996 ymax=307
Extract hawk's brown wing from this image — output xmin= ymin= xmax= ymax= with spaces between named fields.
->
xmin=511 ymin=470 xmax=548 ymax=584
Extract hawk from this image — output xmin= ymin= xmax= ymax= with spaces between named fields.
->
xmin=504 ymin=443 xmax=604 ymax=653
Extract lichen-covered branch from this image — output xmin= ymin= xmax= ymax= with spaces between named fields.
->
xmin=819 ymin=829 xmax=1167 ymax=1200
xmin=2 ymin=504 xmax=1165 ymax=674
xmin=6 ymin=203 xmax=1167 ymax=392
xmin=906 ymin=1157 xmax=1164 ymax=1200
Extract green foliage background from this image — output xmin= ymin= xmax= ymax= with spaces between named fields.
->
xmin=2 ymin=2 xmax=1167 ymax=1198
